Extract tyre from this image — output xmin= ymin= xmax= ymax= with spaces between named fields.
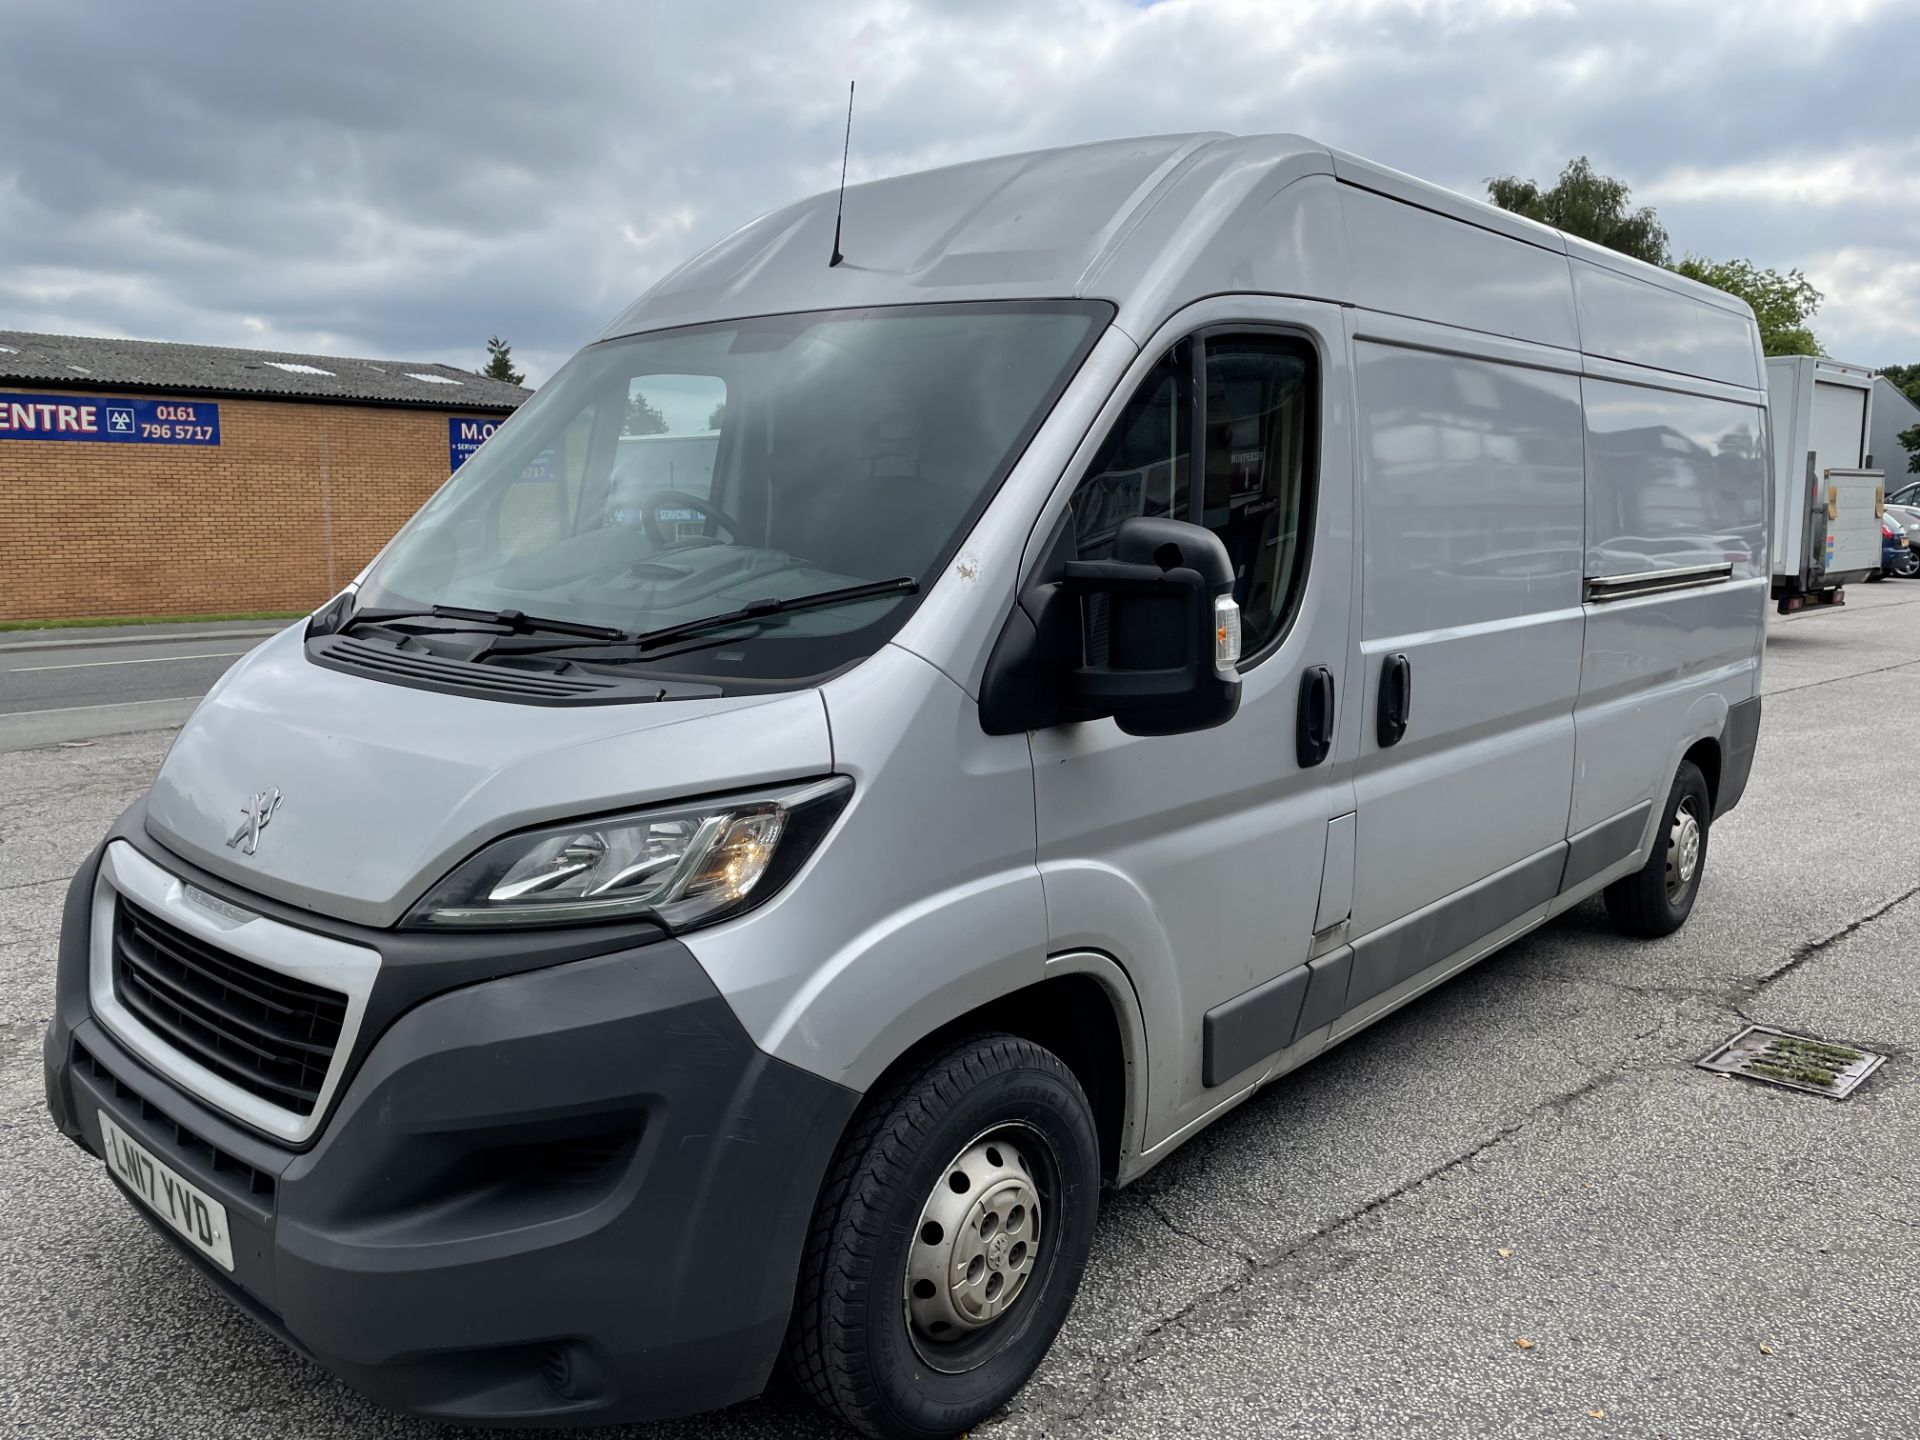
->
xmin=1865 ymin=569 xmax=1885 ymax=583
xmin=1895 ymin=549 xmax=1920 ymax=579
xmin=1604 ymin=760 xmax=1711 ymax=938
xmin=785 ymin=1034 xmax=1101 ymax=1440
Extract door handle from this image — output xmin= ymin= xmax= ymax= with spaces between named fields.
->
xmin=1377 ymin=653 xmax=1412 ymax=748
xmin=1297 ymin=665 xmax=1335 ymax=768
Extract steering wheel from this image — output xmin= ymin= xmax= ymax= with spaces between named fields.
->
xmin=642 ymin=489 xmax=745 ymax=549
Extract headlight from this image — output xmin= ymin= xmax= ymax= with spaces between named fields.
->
xmin=404 ymin=776 xmax=852 ymax=931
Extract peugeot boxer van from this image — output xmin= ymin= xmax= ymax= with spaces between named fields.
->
xmin=45 ymin=133 xmax=1768 ymax=1440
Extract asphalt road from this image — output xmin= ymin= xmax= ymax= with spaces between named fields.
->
xmin=3 ymin=586 xmax=1919 ymax=1438
xmin=0 ymin=622 xmax=280 ymax=751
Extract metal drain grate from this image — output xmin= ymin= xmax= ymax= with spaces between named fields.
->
xmin=1697 ymin=1026 xmax=1886 ymax=1099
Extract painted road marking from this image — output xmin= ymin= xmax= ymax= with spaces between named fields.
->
xmin=10 ymin=651 xmax=245 ymax=673
xmin=2 ymin=696 xmax=200 ymax=717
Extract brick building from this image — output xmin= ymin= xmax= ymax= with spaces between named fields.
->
xmin=0 ymin=331 xmax=529 ymax=622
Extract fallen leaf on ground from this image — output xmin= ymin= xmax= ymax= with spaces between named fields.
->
xmin=1497 ymin=1248 xmax=1513 ymax=1258
xmin=1588 ymin=1409 xmax=1606 ymax=1419
xmin=1759 ymin=1344 xmax=1774 ymax=1355
xmin=1514 ymin=1337 xmax=1535 ymax=1350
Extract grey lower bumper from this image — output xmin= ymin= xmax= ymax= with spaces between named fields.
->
xmin=45 ymin=824 xmax=858 ymax=1427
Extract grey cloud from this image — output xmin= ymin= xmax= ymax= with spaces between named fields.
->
xmin=1 ymin=0 xmax=1914 ymax=378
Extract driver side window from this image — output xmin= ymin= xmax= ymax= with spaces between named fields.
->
xmin=1068 ymin=331 xmax=1317 ymax=663
xmin=1071 ymin=341 xmax=1193 ymax=664
xmin=1072 ymin=340 xmax=1194 ymax=559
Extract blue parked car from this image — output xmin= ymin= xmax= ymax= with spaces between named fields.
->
xmin=1875 ymin=512 xmax=1911 ymax=580
xmin=1888 ymin=504 xmax=1920 ymax=578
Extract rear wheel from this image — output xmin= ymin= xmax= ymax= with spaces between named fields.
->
xmin=785 ymin=1034 xmax=1100 ymax=1440
xmin=1894 ymin=549 xmax=1920 ymax=579
xmin=1605 ymin=760 xmax=1711 ymax=937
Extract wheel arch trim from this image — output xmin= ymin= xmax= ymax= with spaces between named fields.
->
xmin=1040 ymin=949 xmax=1152 ymax=1185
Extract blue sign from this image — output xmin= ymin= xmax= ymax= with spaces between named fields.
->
xmin=449 ymin=415 xmax=555 ymax=482
xmin=0 ymin=393 xmax=219 ymax=446
xmin=449 ymin=415 xmax=501 ymax=471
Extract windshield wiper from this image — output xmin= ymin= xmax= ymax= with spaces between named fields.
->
xmin=340 ymin=604 xmax=632 ymax=642
xmin=477 ymin=576 xmax=920 ymax=661
xmin=630 ymin=576 xmax=918 ymax=650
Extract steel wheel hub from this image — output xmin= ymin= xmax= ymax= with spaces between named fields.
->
xmin=906 ymin=1135 xmax=1042 ymax=1345
xmin=1667 ymin=801 xmax=1701 ymax=899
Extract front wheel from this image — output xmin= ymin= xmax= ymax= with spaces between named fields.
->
xmin=1604 ymin=760 xmax=1711 ymax=937
xmin=785 ymin=1034 xmax=1101 ymax=1440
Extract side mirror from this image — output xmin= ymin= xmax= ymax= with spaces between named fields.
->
xmin=980 ymin=516 xmax=1242 ymax=737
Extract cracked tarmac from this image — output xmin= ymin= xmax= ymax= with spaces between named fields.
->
xmin=2 ymin=584 xmax=1918 ymax=1438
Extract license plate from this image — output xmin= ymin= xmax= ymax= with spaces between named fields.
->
xmin=99 ymin=1111 xmax=235 ymax=1271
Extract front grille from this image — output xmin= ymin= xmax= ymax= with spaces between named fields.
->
xmin=111 ymin=898 xmax=347 ymax=1117
xmin=72 ymin=1040 xmax=276 ymax=1200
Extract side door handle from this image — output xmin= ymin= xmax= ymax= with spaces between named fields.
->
xmin=1297 ymin=665 xmax=1335 ymax=768
xmin=1377 ymin=653 xmax=1412 ymax=748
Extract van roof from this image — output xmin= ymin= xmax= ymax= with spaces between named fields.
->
xmin=604 ymin=132 xmax=1750 ymax=346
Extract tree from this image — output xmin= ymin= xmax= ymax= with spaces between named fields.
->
xmin=624 ymin=392 xmax=668 ymax=435
xmin=1884 ymin=368 xmax=1920 ymax=472
xmin=706 ymin=400 xmax=726 ymax=430
xmin=1672 ymin=257 xmax=1823 ymax=357
xmin=1486 ymin=156 xmax=1670 ymax=266
xmin=1878 ymin=364 xmax=1920 ymax=407
xmin=1898 ymin=423 xmax=1920 ymax=476
xmin=483 ymin=335 xmax=525 ymax=385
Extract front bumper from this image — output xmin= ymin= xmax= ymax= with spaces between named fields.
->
xmin=45 ymin=814 xmax=858 ymax=1427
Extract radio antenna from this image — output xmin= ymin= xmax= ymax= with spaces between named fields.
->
xmin=829 ymin=81 xmax=855 ymax=268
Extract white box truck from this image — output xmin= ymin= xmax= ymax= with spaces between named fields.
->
xmin=1767 ymin=355 xmax=1884 ymax=612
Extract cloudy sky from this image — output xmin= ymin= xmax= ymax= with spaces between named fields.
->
xmin=3 ymin=0 xmax=1915 ymax=384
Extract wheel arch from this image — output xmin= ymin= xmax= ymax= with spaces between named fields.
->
xmin=856 ymin=955 xmax=1148 ymax=1187
xmin=1655 ymin=690 xmax=1732 ymax=851
xmin=1682 ymin=733 xmax=1723 ymax=814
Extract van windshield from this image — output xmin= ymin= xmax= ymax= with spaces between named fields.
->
xmin=355 ymin=302 xmax=1108 ymax=680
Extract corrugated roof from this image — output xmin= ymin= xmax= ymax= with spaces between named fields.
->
xmin=0 ymin=330 xmax=531 ymax=412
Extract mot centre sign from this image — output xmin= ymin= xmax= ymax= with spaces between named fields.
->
xmin=0 ymin=392 xmax=220 ymax=446
xmin=449 ymin=415 xmax=501 ymax=471
xmin=449 ymin=416 xmax=554 ymax=480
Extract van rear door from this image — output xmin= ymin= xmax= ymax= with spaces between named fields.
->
xmin=1810 ymin=377 xmax=1867 ymax=471
xmin=1031 ymin=298 xmax=1357 ymax=1151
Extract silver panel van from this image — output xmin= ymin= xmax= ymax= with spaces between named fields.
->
xmin=44 ymin=132 xmax=1768 ymax=1439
